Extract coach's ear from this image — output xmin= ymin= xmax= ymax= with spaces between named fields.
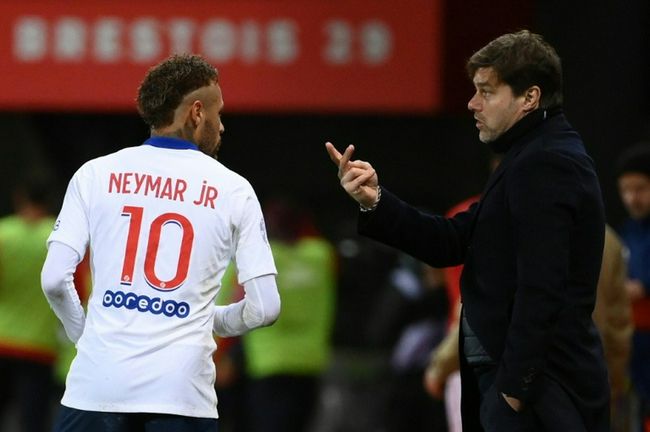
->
xmin=522 ymin=86 xmax=541 ymax=113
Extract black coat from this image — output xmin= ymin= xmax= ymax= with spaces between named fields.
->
xmin=359 ymin=109 xmax=609 ymax=431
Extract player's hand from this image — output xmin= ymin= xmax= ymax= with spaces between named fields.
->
xmin=325 ymin=142 xmax=378 ymax=208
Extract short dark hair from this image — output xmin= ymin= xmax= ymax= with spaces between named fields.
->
xmin=467 ymin=30 xmax=563 ymax=109
xmin=616 ymin=142 xmax=650 ymax=179
xmin=137 ymin=54 xmax=218 ymax=129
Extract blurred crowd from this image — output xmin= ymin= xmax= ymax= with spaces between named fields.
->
xmin=0 ymin=141 xmax=649 ymax=432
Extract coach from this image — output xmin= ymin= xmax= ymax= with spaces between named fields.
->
xmin=326 ymin=30 xmax=609 ymax=431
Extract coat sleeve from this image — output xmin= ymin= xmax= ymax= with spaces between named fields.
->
xmin=495 ymin=150 xmax=586 ymax=401
xmin=358 ymin=188 xmax=476 ymax=268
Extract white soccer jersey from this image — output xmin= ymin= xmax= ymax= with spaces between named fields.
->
xmin=47 ymin=137 xmax=276 ymax=418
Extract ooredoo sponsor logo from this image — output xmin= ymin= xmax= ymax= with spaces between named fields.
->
xmin=102 ymin=290 xmax=190 ymax=318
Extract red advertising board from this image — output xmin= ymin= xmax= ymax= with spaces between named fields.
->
xmin=0 ymin=1 xmax=442 ymax=113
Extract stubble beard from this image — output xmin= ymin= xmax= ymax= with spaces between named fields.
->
xmin=478 ymin=129 xmax=497 ymax=144
xmin=198 ymin=122 xmax=220 ymax=158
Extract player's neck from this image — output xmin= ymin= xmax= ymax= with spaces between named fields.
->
xmin=151 ymin=124 xmax=196 ymax=145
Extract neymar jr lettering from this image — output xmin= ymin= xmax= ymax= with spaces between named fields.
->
xmin=108 ymin=172 xmax=219 ymax=208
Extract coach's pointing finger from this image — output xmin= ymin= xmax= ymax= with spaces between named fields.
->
xmin=325 ymin=142 xmax=355 ymax=178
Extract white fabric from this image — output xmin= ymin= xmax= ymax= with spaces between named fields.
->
xmin=41 ymin=242 xmax=85 ymax=343
xmin=45 ymin=144 xmax=277 ymax=419
xmin=213 ymin=274 xmax=280 ymax=337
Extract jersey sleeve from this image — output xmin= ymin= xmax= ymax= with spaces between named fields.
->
xmin=230 ymin=183 xmax=277 ymax=284
xmin=47 ymin=165 xmax=91 ymax=258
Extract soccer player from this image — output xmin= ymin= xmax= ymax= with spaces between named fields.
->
xmin=41 ymin=54 xmax=280 ymax=432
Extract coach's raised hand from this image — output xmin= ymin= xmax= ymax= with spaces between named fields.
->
xmin=325 ymin=142 xmax=379 ymax=209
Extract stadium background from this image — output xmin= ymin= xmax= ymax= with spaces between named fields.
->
xmin=0 ymin=0 xmax=647 ymax=231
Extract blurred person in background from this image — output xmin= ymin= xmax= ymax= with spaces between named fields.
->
xmin=310 ymin=222 xmax=398 ymax=432
xmin=616 ymin=142 xmax=650 ymax=432
xmin=211 ymin=335 xmax=247 ymax=432
xmin=423 ymin=194 xmax=480 ymax=432
xmin=327 ymin=30 xmax=610 ymax=431
xmin=0 ymin=173 xmax=59 ymax=432
xmin=594 ymin=226 xmax=633 ymax=432
xmin=218 ymin=197 xmax=336 ymax=432
xmin=368 ymin=254 xmax=448 ymax=431
xmin=424 ymin=322 xmax=460 ymax=431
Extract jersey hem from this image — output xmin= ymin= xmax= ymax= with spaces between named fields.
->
xmin=60 ymin=399 xmax=219 ymax=419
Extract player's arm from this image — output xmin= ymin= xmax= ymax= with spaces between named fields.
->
xmin=41 ymin=241 xmax=86 ymax=343
xmin=213 ymin=273 xmax=280 ymax=337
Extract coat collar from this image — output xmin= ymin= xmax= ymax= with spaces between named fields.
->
xmin=481 ymin=106 xmax=564 ymax=197
xmin=488 ymin=106 xmax=563 ymax=154
xmin=466 ymin=107 xmax=564 ymax=239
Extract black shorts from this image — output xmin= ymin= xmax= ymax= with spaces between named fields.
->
xmin=53 ymin=405 xmax=218 ymax=432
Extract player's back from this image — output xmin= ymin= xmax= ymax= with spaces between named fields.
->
xmin=52 ymin=138 xmax=265 ymax=417
xmin=86 ymin=143 xmax=242 ymax=343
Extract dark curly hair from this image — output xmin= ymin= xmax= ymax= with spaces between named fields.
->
xmin=467 ymin=30 xmax=563 ymax=109
xmin=137 ymin=54 xmax=218 ymax=129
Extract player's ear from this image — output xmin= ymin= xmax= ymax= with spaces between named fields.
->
xmin=189 ymin=100 xmax=204 ymax=127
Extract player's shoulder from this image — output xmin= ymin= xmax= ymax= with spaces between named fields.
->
xmin=204 ymin=159 xmax=255 ymax=194
xmin=75 ymin=146 xmax=140 ymax=171
xmin=65 ymin=148 xmax=133 ymax=186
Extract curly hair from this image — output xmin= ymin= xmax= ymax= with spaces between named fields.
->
xmin=137 ymin=54 xmax=218 ymax=129
xmin=467 ymin=30 xmax=563 ymax=109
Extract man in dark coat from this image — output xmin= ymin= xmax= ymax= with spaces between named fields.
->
xmin=325 ymin=30 xmax=609 ymax=432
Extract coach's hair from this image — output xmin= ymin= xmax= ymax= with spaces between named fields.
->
xmin=137 ymin=54 xmax=218 ymax=129
xmin=466 ymin=30 xmax=563 ymax=109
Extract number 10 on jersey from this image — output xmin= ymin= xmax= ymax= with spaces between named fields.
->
xmin=121 ymin=206 xmax=194 ymax=291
